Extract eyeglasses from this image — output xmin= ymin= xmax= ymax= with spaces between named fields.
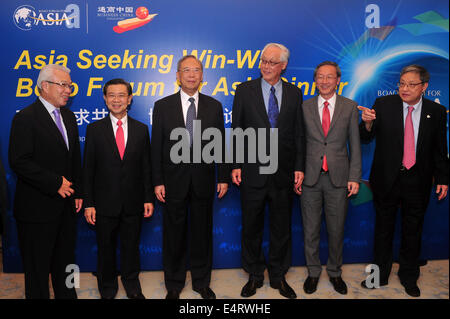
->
xmin=46 ymin=81 xmax=74 ymax=92
xmin=106 ymin=93 xmax=129 ymax=99
xmin=397 ymin=82 xmax=424 ymax=89
xmin=180 ymin=68 xmax=202 ymax=74
xmin=260 ymin=59 xmax=282 ymax=67
xmin=316 ymin=75 xmax=338 ymax=82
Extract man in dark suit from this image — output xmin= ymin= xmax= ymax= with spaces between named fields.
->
xmin=359 ymin=64 xmax=449 ymax=297
xmin=231 ymin=43 xmax=305 ymax=299
xmin=151 ymin=55 xmax=229 ymax=299
xmin=9 ymin=64 xmax=82 ymax=299
xmin=83 ymin=78 xmax=154 ymax=299
xmin=300 ymin=61 xmax=361 ymax=295
xmin=0 ymin=157 xmax=7 ymax=236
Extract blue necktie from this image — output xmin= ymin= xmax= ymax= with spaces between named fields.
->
xmin=186 ymin=97 xmax=196 ymax=145
xmin=268 ymin=86 xmax=279 ymax=128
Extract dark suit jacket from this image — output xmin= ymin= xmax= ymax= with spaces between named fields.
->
xmin=231 ymin=78 xmax=305 ymax=188
xmin=360 ymin=95 xmax=449 ymax=199
xmin=9 ymin=98 xmax=82 ymax=223
xmin=151 ymin=91 xmax=230 ymax=199
xmin=82 ymin=115 xmax=154 ymax=217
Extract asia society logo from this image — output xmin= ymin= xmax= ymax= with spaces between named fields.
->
xmin=13 ymin=4 xmax=80 ymax=31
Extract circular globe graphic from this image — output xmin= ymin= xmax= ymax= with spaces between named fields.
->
xmin=13 ymin=5 xmax=37 ymax=31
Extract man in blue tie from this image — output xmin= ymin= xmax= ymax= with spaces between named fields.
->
xmin=231 ymin=43 xmax=306 ymax=299
xmin=9 ymin=64 xmax=82 ymax=299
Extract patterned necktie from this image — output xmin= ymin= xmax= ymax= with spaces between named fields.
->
xmin=268 ymin=86 xmax=279 ymax=128
xmin=402 ymin=106 xmax=415 ymax=169
xmin=186 ymin=97 xmax=196 ymax=145
xmin=322 ymin=101 xmax=330 ymax=171
xmin=116 ymin=119 xmax=125 ymax=160
xmin=52 ymin=109 xmax=68 ymax=148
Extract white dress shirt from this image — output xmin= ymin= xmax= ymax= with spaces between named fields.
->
xmin=318 ymin=93 xmax=337 ymax=123
xmin=180 ymin=89 xmax=199 ymax=125
xmin=110 ymin=113 xmax=128 ymax=146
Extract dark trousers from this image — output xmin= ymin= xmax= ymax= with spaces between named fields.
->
xmin=16 ymin=203 xmax=77 ymax=299
xmin=240 ymin=179 xmax=293 ymax=284
xmin=372 ymin=166 xmax=429 ymax=285
xmin=95 ymin=210 xmax=143 ymax=298
xmin=163 ymin=187 xmax=213 ymax=291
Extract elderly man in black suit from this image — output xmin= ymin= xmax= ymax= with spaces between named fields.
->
xmin=83 ymin=78 xmax=154 ymax=299
xmin=359 ymin=65 xmax=449 ymax=297
xmin=231 ymin=43 xmax=305 ymax=299
xmin=151 ymin=55 xmax=229 ymax=299
xmin=9 ymin=64 xmax=82 ymax=299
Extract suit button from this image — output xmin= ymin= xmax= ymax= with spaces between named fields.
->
xmin=324 ymin=142 xmax=327 ymax=146
xmin=320 ymin=156 xmax=323 ymax=160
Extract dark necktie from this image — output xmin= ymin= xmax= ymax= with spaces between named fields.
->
xmin=268 ymin=86 xmax=279 ymax=128
xmin=186 ymin=97 xmax=196 ymax=145
xmin=322 ymin=101 xmax=330 ymax=171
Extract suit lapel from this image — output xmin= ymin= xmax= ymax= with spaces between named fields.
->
xmin=416 ymin=99 xmax=431 ymax=155
xmin=123 ymin=116 xmax=136 ymax=161
xmin=173 ymin=91 xmax=186 ymax=128
xmin=328 ymin=95 xmax=344 ymax=135
xmin=101 ymin=116 xmax=121 ymax=160
xmin=308 ymin=96 xmax=324 ymax=137
xmin=253 ymin=79 xmax=271 ymax=128
xmin=60 ymin=107 xmax=74 ymax=152
xmin=35 ymin=100 xmax=68 ymax=152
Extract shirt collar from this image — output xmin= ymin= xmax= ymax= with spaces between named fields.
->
xmin=110 ymin=113 xmax=127 ymax=126
xmin=180 ymin=89 xmax=199 ymax=104
xmin=403 ymin=97 xmax=422 ymax=111
xmin=318 ymin=93 xmax=337 ymax=108
xmin=261 ymin=78 xmax=282 ymax=92
xmin=39 ymin=96 xmax=58 ymax=114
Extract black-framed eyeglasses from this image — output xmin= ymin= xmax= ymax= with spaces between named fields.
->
xmin=46 ymin=81 xmax=75 ymax=92
xmin=260 ymin=59 xmax=282 ymax=67
xmin=397 ymin=82 xmax=424 ymax=89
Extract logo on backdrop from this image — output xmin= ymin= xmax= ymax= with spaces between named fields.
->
xmin=13 ymin=4 xmax=80 ymax=31
xmin=96 ymin=5 xmax=157 ymax=33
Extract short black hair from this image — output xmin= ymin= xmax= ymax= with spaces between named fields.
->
xmin=313 ymin=61 xmax=342 ymax=79
xmin=400 ymin=65 xmax=430 ymax=83
xmin=103 ymin=78 xmax=132 ymax=96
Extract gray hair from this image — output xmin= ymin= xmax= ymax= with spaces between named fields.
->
xmin=313 ymin=61 xmax=342 ymax=79
xmin=177 ymin=55 xmax=203 ymax=72
xmin=261 ymin=43 xmax=290 ymax=63
xmin=400 ymin=64 xmax=430 ymax=83
xmin=37 ymin=64 xmax=71 ymax=89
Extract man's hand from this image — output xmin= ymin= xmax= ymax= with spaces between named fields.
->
xmin=294 ymin=171 xmax=304 ymax=195
xmin=436 ymin=185 xmax=448 ymax=201
xmin=75 ymin=199 xmax=83 ymax=213
xmin=231 ymin=169 xmax=242 ymax=186
xmin=347 ymin=182 xmax=360 ymax=197
xmin=58 ymin=176 xmax=74 ymax=198
xmin=217 ymin=183 xmax=228 ymax=199
xmin=144 ymin=203 xmax=154 ymax=218
xmin=357 ymin=106 xmax=376 ymax=131
xmin=155 ymin=185 xmax=166 ymax=203
xmin=84 ymin=207 xmax=96 ymax=225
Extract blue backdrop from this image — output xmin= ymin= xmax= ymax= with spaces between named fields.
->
xmin=1 ymin=0 xmax=448 ymax=272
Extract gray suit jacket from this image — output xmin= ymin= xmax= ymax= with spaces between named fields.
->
xmin=302 ymin=94 xmax=361 ymax=187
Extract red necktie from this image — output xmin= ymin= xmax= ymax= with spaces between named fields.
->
xmin=322 ymin=101 xmax=330 ymax=171
xmin=402 ymin=106 xmax=415 ymax=169
xmin=116 ymin=120 xmax=125 ymax=160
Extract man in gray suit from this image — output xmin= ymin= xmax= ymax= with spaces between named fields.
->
xmin=298 ymin=61 xmax=361 ymax=295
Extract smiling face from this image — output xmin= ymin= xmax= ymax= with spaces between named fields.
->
xmin=398 ymin=71 xmax=428 ymax=105
xmin=176 ymin=57 xmax=203 ymax=96
xmin=260 ymin=45 xmax=287 ymax=86
xmin=103 ymin=84 xmax=132 ymax=119
xmin=315 ymin=65 xmax=340 ymax=100
xmin=40 ymin=69 xmax=72 ymax=108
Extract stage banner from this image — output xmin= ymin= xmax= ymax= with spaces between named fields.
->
xmin=0 ymin=0 xmax=448 ymax=272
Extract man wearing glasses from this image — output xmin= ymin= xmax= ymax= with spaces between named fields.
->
xmin=359 ymin=64 xmax=449 ymax=297
xmin=152 ymin=55 xmax=229 ymax=299
xmin=9 ymin=64 xmax=82 ymax=298
xmin=231 ymin=43 xmax=305 ymax=299
xmin=300 ymin=61 xmax=361 ymax=295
